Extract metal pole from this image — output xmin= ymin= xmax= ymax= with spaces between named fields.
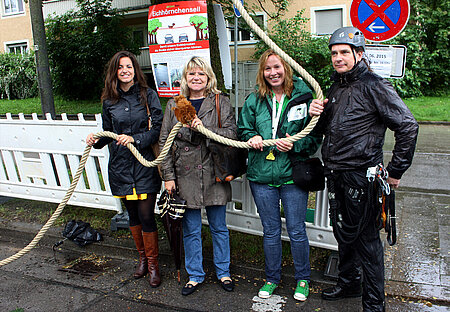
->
xmin=234 ymin=16 xmax=239 ymax=122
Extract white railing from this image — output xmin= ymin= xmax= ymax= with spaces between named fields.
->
xmin=0 ymin=113 xmax=122 ymax=212
xmin=0 ymin=113 xmax=337 ymax=250
xmin=42 ymin=0 xmax=151 ymax=19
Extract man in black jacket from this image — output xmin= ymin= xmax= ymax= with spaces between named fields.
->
xmin=309 ymin=27 xmax=419 ymax=312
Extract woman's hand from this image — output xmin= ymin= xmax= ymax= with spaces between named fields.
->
xmin=86 ymin=133 xmax=98 ymax=146
xmin=116 ymin=134 xmax=134 ymax=146
xmin=247 ymin=135 xmax=263 ymax=151
xmin=187 ymin=116 xmax=203 ymax=128
xmin=165 ymin=180 xmax=176 ymax=195
xmin=309 ymin=99 xmax=328 ymax=117
xmin=276 ymin=133 xmax=293 ymax=153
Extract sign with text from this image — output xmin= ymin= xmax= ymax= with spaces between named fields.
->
xmin=148 ymin=1 xmax=209 ymax=97
xmin=366 ymin=44 xmax=406 ymax=78
xmin=350 ymin=0 xmax=410 ymax=42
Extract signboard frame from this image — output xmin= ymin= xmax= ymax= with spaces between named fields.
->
xmin=365 ymin=44 xmax=407 ymax=78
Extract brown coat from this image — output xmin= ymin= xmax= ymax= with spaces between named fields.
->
xmin=159 ymin=93 xmax=237 ymax=209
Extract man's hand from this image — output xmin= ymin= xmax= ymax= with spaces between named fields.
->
xmin=387 ymin=177 xmax=400 ymax=189
xmin=309 ymin=99 xmax=328 ymax=117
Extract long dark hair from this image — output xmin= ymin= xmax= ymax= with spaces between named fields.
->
xmin=101 ymin=51 xmax=149 ymax=105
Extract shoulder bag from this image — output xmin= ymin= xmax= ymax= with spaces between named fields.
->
xmin=145 ymin=100 xmax=160 ymax=158
xmin=207 ymin=94 xmax=247 ymax=182
xmin=289 ymin=154 xmax=325 ymax=192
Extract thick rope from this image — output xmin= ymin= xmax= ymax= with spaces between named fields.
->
xmin=0 ymin=2 xmax=325 ymax=266
xmin=231 ymin=0 xmax=324 ymax=101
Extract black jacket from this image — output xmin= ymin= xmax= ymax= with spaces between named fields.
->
xmin=315 ymin=61 xmax=418 ymax=179
xmin=94 ymin=84 xmax=163 ymax=196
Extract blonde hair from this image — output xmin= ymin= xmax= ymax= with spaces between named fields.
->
xmin=180 ymin=56 xmax=220 ymax=97
xmin=256 ymin=49 xmax=294 ymax=98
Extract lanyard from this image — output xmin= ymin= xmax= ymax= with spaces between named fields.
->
xmin=271 ymin=94 xmax=285 ymax=139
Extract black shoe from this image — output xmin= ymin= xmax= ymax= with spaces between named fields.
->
xmin=220 ymin=279 xmax=235 ymax=292
xmin=321 ymin=285 xmax=362 ymax=301
xmin=181 ymin=282 xmax=200 ymax=296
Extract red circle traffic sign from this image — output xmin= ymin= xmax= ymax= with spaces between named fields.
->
xmin=350 ymin=0 xmax=410 ymax=42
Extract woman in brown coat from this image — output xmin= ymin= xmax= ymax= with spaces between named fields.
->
xmin=159 ymin=57 xmax=236 ymax=296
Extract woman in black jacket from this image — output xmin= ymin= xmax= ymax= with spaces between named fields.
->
xmin=86 ymin=51 xmax=163 ymax=287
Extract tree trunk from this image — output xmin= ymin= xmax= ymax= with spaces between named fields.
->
xmin=29 ymin=0 xmax=55 ymax=118
xmin=207 ymin=0 xmax=224 ymax=91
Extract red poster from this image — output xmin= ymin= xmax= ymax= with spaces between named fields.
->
xmin=148 ymin=1 xmax=210 ymax=97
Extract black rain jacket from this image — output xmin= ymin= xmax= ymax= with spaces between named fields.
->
xmin=314 ymin=61 xmax=419 ymax=179
xmin=93 ymin=83 xmax=163 ymax=196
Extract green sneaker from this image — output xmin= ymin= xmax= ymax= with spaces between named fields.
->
xmin=258 ymin=282 xmax=278 ymax=299
xmin=294 ymin=280 xmax=309 ymax=301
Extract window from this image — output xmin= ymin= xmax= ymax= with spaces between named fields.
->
xmin=227 ymin=13 xmax=265 ymax=43
xmin=311 ymin=6 xmax=346 ymax=35
xmin=133 ymin=29 xmax=145 ymax=47
xmin=3 ymin=0 xmax=24 ymax=15
xmin=5 ymin=41 xmax=28 ymax=54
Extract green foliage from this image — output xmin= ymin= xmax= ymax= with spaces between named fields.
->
xmin=387 ymin=0 xmax=449 ymax=97
xmin=45 ymin=0 xmax=141 ymax=100
xmin=0 ymin=52 xmax=38 ymax=100
xmin=253 ymin=10 xmax=333 ymax=92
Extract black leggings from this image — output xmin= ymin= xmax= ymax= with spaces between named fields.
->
xmin=122 ymin=193 xmax=157 ymax=233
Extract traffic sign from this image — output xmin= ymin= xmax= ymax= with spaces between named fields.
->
xmin=350 ymin=0 xmax=410 ymax=42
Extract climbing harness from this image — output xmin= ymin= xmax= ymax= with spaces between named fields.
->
xmin=328 ymin=164 xmax=397 ymax=246
xmin=0 ymin=0 xmax=325 ymax=266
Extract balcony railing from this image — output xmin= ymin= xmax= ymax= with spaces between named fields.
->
xmin=43 ymin=0 xmax=151 ymax=19
xmin=136 ymin=47 xmax=151 ymax=70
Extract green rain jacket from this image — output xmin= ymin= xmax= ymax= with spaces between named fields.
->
xmin=237 ymin=77 xmax=323 ymax=185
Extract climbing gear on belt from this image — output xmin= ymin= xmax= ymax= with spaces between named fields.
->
xmin=368 ymin=164 xmax=397 ymax=246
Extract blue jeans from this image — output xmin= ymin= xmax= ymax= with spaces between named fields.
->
xmin=249 ymin=182 xmax=310 ymax=284
xmin=182 ymin=205 xmax=231 ymax=283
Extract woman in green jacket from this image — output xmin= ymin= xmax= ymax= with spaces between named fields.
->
xmin=237 ymin=49 xmax=322 ymax=301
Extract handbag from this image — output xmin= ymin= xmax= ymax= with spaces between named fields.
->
xmin=145 ymin=100 xmax=160 ymax=158
xmin=290 ymin=156 xmax=325 ymax=192
xmin=208 ymin=94 xmax=247 ymax=182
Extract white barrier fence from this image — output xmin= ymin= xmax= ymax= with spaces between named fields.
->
xmin=0 ymin=113 xmax=337 ymax=250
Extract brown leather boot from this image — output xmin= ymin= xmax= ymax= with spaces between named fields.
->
xmin=143 ymin=231 xmax=161 ymax=287
xmin=130 ymin=225 xmax=148 ymax=279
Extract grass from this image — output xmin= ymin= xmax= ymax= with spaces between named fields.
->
xmin=403 ymin=96 xmax=450 ymax=122
xmin=0 ymin=96 xmax=169 ymax=115
xmin=0 ymin=95 xmax=449 ymax=122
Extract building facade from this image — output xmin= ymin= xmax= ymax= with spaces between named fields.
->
xmin=0 ymin=0 xmax=352 ymax=96
xmin=0 ymin=0 xmax=32 ymax=53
